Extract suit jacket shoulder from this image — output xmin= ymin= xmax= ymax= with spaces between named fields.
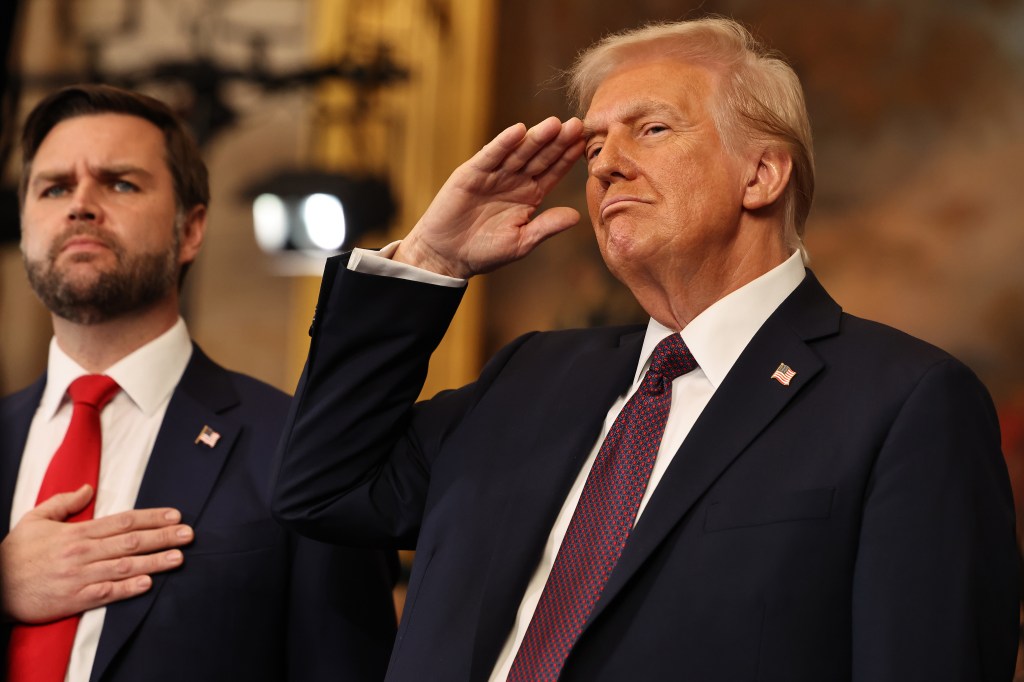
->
xmin=274 ymin=265 xmax=1017 ymax=682
xmin=2 ymin=347 xmax=396 ymax=682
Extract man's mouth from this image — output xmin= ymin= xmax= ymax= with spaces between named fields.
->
xmin=600 ymin=196 xmax=647 ymax=220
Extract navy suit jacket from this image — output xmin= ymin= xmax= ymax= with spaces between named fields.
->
xmin=273 ymin=256 xmax=1019 ymax=681
xmin=1 ymin=345 xmax=397 ymax=681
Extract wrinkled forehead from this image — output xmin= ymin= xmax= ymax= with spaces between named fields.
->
xmin=577 ymin=36 xmax=729 ymax=110
xmin=30 ymin=113 xmax=170 ymax=176
xmin=39 ymin=112 xmax=164 ymax=152
xmin=583 ymin=57 xmax=721 ymax=126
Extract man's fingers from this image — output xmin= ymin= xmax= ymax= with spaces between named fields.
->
xmin=0 ymin=508 xmax=191 ymax=622
xmin=81 ymin=507 xmax=183 ymax=539
xmin=31 ymin=485 xmax=95 ymax=521
xmin=503 ymin=115 xmax=569 ymax=173
xmin=73 ymin=549 xmax=183 ymax=611
xmin=520 ymin=118 xmax=584 ymax=178
xmin=472 ymin=121 xmax=528 ymax=172
xmin=520 ymin=207 xmax=582 ymax=250
xmin=77 ymin=574 xmax=152 ymax=609
xmin=58 ymin=545 xmax=187 ymax=615
xmin=86 ymin=524 xmax=193 ymax=565
xmin=470 ymin=117 xmax=564 ymax=174
xmin=89 ymin=547 xmax=185 ymax=583
xmin=535 ymin=137 xmax=587 ymax=194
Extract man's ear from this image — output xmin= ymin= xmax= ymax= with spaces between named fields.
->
xmin=743 ymin=148 xmax=792 ymax=211
xmin=178 ymin=205 xmax=207 ymax=266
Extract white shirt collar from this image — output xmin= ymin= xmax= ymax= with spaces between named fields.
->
xmin=39 ymin=318 xmax=193 ymax=420
xmin=635 ymin=251 xmax=806 ymax=387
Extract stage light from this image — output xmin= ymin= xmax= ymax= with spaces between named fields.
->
xmin=246 ymin=170 xmax=396 ymax=255
xmin=252 ymin=193 xmax=289 ymax=252
xmin=302 ymin=193 xmax=346 ymax=250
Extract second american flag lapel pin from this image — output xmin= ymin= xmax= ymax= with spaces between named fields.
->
xmin=770 ymin=363 xmax=796 ymax=386
xmin=195 ymin=425 xmax=221 ymax=448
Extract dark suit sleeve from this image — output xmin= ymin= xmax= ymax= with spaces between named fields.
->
xmin=286 ymin=536 xmax=398 ymax=681
xmin=272 ymin=255 xmax=471 ymax=547
xmin=851 ymin=358 xmax=1020 ymax=681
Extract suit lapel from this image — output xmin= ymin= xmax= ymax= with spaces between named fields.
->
xmin=469 ymin=329 xmax=644 ymax=681
xmin=0 ymin=378 xmax=45 ymax=536
xmin=583 ymin=271 xmax=842 ymax=630
xmin=0 ymin=378 xmax=45 ymax=660
xmin=90 ymin=347 xmax=241 ymax=682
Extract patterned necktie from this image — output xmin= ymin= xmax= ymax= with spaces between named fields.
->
xmin=7 ymin=374 xmax=121 ymax=682
xmin=507 ymin=334 xmax=697 ymax=682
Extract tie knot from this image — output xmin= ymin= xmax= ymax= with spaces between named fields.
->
xmin=67 ymin=374 xmax=121 ymax=410
xmin=644 ymin=334 xmax=697 ymax=391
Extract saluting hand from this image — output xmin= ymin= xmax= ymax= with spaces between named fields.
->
xmin=394 ymin=116 xmax=585 ymax=279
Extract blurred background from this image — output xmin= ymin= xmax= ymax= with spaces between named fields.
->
xmin=2 ymin=0 xmax=1024 ymax=657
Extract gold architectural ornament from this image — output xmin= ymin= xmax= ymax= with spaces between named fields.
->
xmin=284 ymin=0 xmax=496 ymax=393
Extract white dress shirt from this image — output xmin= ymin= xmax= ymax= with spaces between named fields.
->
xmin=348 ymin=247 xmax=805 ymax=681
xmin=10 ymin=318 xmax=193 ymax=682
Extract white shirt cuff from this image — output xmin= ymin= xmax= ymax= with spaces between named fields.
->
xmin=347 ymin=241 xmax=466 ymax=288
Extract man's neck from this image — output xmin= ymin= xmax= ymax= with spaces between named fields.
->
xmin=634 ymin=238 xmax=791 ymax=331
xmin=51 ymin=302 xmax=181 ymax=373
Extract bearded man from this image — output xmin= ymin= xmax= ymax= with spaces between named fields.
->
xmin=0 ymin=84 xmax=397 ymax=682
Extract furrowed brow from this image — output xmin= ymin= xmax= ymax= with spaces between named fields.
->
xmin=29 ymin=169 xmax=74 ymax=192
xmin=92 ymin=164 xmax=155 ymax=181
xmin=583 ymin=99 xmax=680 ymax=139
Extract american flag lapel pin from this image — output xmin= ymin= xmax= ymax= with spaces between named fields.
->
xmin=195 ymin=425 xmax=221 ymax=448
xmin=770 ymin=363 xmax=797 ymax=386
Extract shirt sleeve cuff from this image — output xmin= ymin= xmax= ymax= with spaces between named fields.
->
xmin=347 ymin=242 xmax=466 ymax=289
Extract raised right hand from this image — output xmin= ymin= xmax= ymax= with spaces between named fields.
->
xmin=394 ymin=116 xmax=585 ymax=279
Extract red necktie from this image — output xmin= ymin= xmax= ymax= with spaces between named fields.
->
xmin=7 ymin=374 xmax=121 ymax=682
xmin=508 ymin=334 xmax=696 ymax=681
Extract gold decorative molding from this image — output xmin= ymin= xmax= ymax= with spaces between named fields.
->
xmin=286 ymin=0 xmax=496 ymax=395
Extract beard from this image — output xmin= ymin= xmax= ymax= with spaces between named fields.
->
xmin=23 ymin=222 xmax=180 ymax=325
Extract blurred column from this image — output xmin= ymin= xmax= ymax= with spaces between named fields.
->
xmin=287 ymin=0 xmax=496 ymax=394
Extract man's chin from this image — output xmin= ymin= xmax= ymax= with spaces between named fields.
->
xmin=598 ymin=237 xmax=640 ymax=277
xmin=26 ymin=246 xmax=178 ymax=324
xmin=56 ymin=253 xmax=115 ymax=274
xmin=28 ymin=275 xmax=119 ymax=325
xmin=55 ymin=268 xmax=106 ymax=290
xmin=53 ymin=305 xmax=116 ymax=326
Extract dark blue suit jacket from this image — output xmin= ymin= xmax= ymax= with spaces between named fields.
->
xmin=1 ymin=345 xmax=397 ymax=681
xmin=273 ymin=257 xmax=1019 ymax=682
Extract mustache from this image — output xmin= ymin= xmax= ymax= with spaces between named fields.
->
xmin=48 ymin=224 xmax=123 ymax=260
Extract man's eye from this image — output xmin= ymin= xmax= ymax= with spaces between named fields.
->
xmin=645 ymin=124 xmax=668 ymax=135
xmin=587 ymin=145 xmax=602 ymax=160
xmin=112 ymin=180 xmax=138 ymax=192
xmin=41 ymin=185 xmax=69 ymax=198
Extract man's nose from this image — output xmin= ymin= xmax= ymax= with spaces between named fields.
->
xmin=590 ymin=136 xmax=636 ymax=184
xmin=68 ymin=182 xmax=102 ymax=222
